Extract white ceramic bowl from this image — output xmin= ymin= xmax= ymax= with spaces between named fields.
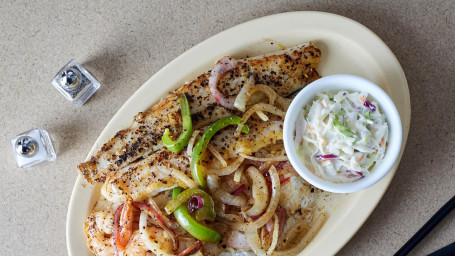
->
xmin=283 ymin=74 xmax=402 ymax=193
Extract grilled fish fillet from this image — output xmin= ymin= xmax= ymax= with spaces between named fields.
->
xmin=101 ymin=118 xmax=284 ymax=204
xmin=78 ymin=44 xmax=321 ymax=184
xmin=101 ymin=148 xmax=193 ymax=203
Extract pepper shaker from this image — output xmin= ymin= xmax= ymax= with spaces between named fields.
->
xmin=51 ymin=59 xmax=100 ymax=106
xmin=10 ymin=128 xmax=56 ymax=169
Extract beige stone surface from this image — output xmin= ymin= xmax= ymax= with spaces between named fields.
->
xmin=0 ymin=1 xmax=454 ymax=255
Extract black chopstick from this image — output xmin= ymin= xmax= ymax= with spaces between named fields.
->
xmin=394 ymin=194 xmax=455 ymax=256
xmin=428 ymin=241 xmax=455 ymax=256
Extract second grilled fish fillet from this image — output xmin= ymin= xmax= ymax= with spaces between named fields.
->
xmin=101 ymin=118 xmax=284 ymax=204
xmin=78 ymin=43 xmax=321 ymax=184
xmin=101 ymin=148 xmax=193 ymax=203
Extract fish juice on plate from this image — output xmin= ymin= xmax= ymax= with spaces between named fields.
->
xmin=295 ymin=91 xmax=389 ymax=183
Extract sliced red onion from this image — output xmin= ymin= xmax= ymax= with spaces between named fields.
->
xmin=177 ymin=240 xmax=202 ymax=256
xmin=231 ymin=184 xmax=246 ymax=196
xmin=250 ymin=215 xmax=260 ymax=221
xmin=316 ymin=154 xmax=338 ymax=160
xmin=271 ymin=161 xmax=287 ymax=169
xmin=134 ymin=202 xmax=179 ymax=251
xmin=134 ymin=202 xmax=166 ymax=225
xmin=263 ymin=172 xmax=273 ymax=193
xmin=276 ymin=208 xmax=288 ymax=236
xmin=280 ymin=177 xmax=291 ymax=186
xmin=187 ymin=195 xmax=204 ymax=213
xmin=351 ymin=170 xmax=365 ymax=177
xmin=363 ymin=100 xmax=376 ymax=112
xmin=209 ymin=57 xmax=237 ymax=109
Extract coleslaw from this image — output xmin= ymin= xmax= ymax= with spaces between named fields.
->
xmin=295 ymin=91 xmax=389 ymax=183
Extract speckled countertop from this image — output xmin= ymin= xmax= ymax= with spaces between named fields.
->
xmin=0 ymin=1 xmax=454 ymax=255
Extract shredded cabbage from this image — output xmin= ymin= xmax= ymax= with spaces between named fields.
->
xmin=295 ymin=91 xmax=389 ymax=183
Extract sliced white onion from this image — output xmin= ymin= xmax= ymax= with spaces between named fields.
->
xmin=148 ymin=184 xmax=179 ymax=197
xmin=207 ymin=156 xmax=245 ymax=176
xmin=207 ymin=175 xmax=247 ymax=207
xmin=215 ymin=203 xmax=244 ymax=222
xmin=280 ymin=221 xmax=305 ymax=249
xmin=256 ymin=111 xmax=270 ymax=121
xmin=233 ymin=165 xmax=244 ymax=183
xmin=207 ymin=144 xmax=228 ymax=167
xmin=252 ymin=84 xmax=277 ymax=105
xmin=245 ymin=227 xmax=265 ymax=256
xmin=272 ymin=213 xmax=327 ymax=256
xmin=245 ymin=213 xmax=279 ymax=256
xmin=275 ymin=96 xmax=291 ymax=111
xmin=239 ymin=153 xmax=288 ymax=162
xmin=266 ymin=213 xmax=279 ymax=255
xmin=139 ymin=211 xmax=174 ymax=256
xmin=248 ymin=166 xmax=280 ymax=230
xmin=147 ymin=197 xmax=179 ymax=230
xmin=233 ymin=166 xmax=280 ymax=231
xmin=234 ymin=84 xmax=277 ymax=112
xmin=235 ymin=103 xmax=286 ymax=136
xmin=233 ymin=81 xmax=253 ymax=112
xmin=245 ymin=166 xmax=269 ymax=216
xmin=187 ymin=130 xmax=200 ymax=157
xmin=169 ymin=168 xmax=198 ymax=189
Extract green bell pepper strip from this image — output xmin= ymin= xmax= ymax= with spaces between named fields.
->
xmin=333 ymin=118 xmax=356 ymax=138
xmin=191 ymin=116 xmax=249 ymax=188
xmin=164 ymin=188 xmax=216 ymax=222
xmin=162 ymin=94 xmax=192 ymax=152
xmin=172 ymin=187 xmax=222 ymax=243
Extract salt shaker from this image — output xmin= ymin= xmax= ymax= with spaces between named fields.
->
xmin=51 ymin=59 xmax=100 ymax=106
xmin=10 ymin=128 xmax=56 ymax=169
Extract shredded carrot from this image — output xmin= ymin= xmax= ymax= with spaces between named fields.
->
xmin=310 ymin=166 xmax=316 ymax=174
xmin=360 ymin=96 xmax=365 ymax=103
xmin=306 ymin=125 xmax=313 ymax=131
xmin=321 ymin=140 xmax=326 ymax=145
xmin=357 ymin=154 xmax=365 ymax=162
xmin=321 ymin=159 xmax=330 ymax=162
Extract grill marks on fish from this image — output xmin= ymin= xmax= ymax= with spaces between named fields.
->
xmin=78 ymin=43 xmax=321 ymax=184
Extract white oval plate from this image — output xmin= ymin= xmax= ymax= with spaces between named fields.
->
xmin=67 ymin=11 xmax=410 ymax=256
